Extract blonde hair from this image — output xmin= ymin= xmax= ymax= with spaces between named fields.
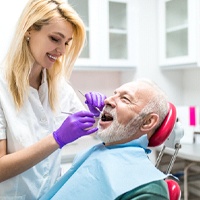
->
xmin=5 ymin=0 xmax=85 ymax=110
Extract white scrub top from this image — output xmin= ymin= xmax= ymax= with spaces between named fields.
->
xmin=0 ymin=69 xmax=85 ymax=200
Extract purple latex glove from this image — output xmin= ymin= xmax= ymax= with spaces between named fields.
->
xmin=53 ymin=111 xmax=97 ymax=148
xmin=85 ymin=92 xmax=107 ymax=117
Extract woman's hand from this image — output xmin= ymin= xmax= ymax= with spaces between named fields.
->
xmin=53 ymin=111 xmax=97 ymax=148
xmin=85 ymin=92 xmax=106 ymax=117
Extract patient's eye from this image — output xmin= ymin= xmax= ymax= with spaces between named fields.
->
xmin=121 ymin=96 xmax=131 ymax=103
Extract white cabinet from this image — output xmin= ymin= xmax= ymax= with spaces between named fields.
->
xmin=68 ymin=0 xmax=137 ymax=70
xmin=158 ymin=0 xmax=200 ymax=68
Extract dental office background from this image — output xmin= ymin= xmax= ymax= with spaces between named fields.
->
xmin=1 ymin=0 xmax=200 ymax=144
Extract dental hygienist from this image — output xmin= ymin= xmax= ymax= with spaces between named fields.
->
xmin=0 ymin=0 xmax=106 ymax=199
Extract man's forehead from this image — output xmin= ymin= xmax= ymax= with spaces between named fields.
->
xmin=116 ymin=82 xmax=152 ymax=99
xmin=116 ymin=82 xmax=137 ymax=92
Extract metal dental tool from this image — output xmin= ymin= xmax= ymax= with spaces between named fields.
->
xmin=61 ymin=111 xmax=100 ymax=119
xmin=61 ymin=112 xmax=73 ymax=115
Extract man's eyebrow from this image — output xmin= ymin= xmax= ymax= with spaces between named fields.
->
xmin=115 ymin=89 xmax=132 ymax=97
xmin=126 ymin=91 xmax=133 ymax=97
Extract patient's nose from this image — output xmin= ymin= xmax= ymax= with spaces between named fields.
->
xmin=104 ymin=96 xmax=116 ymax=108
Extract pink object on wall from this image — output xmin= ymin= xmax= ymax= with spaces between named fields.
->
xmin=189 ymin=106 xmax=196 ymax=126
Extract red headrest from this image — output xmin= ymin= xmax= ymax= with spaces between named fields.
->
xmin=165 ymin=179 xmax=181 ymax=200
xmin=148 ymin=102 xmax=177 ymax=147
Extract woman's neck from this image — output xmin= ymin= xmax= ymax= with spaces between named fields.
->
xmin=29 ymin=65 xmax=43 ymax=90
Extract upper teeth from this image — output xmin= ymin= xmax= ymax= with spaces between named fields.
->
xmin=48 ymin=54 xmax=57 ymax=60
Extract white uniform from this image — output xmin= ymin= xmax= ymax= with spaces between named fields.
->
xmin=0 ymin=69 xmax=85 ymax=200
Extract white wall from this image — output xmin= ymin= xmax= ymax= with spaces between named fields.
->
xmin=70 ymin=71 xmax=121 ymax=105
xmin=182 ymin=68 xmax=200 ymax=105
xmin=0 ymin=0 xmax=28 ymax=63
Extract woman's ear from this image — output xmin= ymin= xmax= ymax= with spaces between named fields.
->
xmin=140 ymin=113 xmax=159 ymax=132
xmin=25 ymin=30 xmax=30 ymax=37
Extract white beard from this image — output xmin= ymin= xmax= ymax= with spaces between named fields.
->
xmin=96 ymin=108 xmax=143 ymax=144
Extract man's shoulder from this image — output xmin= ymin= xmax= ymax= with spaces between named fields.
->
xmin=115 ymin=179 xmax=169 ymax=200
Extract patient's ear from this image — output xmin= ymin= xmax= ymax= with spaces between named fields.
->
xmin=140 ymin=113 xmax=159 ymax=132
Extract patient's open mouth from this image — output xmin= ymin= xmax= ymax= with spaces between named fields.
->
xmin=101 ymin=113 xmax=113 ymax=121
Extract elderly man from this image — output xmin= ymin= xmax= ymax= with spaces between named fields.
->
xmin=41 ymin=79 xmax=170 ymax=200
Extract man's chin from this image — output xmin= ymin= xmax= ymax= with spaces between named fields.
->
xmin=96 ymin=127 xmax=120 ymax=144
xmin=97 ymin=117 xmax=133 ymax=144
xmin=96 ymin=129 xmax=110 ymax=143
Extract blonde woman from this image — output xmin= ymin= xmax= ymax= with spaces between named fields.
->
xmin=0 ymin=0 xmax=106 ymax=199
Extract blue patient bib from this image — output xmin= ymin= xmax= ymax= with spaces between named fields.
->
xmin=40 ymin=135 xmax=167 ymax=200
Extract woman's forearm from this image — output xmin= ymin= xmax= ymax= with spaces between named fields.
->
xmin=0 ymin=134 xmax=59 ymax=182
